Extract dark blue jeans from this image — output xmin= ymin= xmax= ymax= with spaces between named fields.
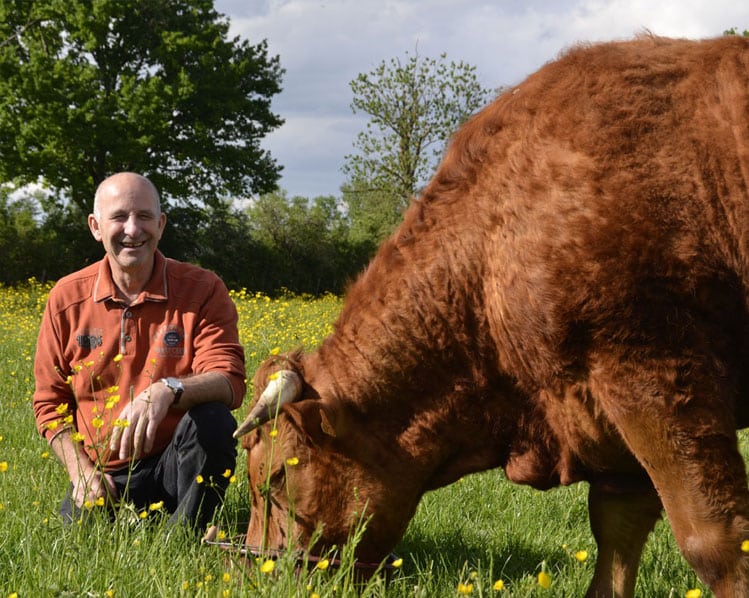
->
xmin=60 ymin=402 xmax=237 ymax=531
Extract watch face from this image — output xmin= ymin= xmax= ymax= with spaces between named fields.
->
xmin=167 ymin=377 xmax=183 ymax=391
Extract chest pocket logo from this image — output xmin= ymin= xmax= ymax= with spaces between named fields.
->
xmin=76 ymin=329 xmax=103 ymax=351
xmin=154 ymin=325 xmax=185 ymax=358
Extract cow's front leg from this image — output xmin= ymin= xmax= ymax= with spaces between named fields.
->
xmin=586 ymin=482 xmax=662 ymax=598
xmin=593 ymin=355 xmax=749 ymax=596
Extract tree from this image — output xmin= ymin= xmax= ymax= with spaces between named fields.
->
xmin=246 ymin=191 xmax=356 ymax=294
xmin=343 ymin=51 xmax=491 ymax=243
xmin=0 ymin=0 xmax=284 ymax=211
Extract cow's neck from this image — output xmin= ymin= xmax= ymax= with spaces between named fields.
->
xmin=307 ymin=204 xmax=528 ymax=491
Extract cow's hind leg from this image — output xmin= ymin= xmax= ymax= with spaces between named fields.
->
xmin=586 ymin=482 xmax=662 ymax=598
xmin=593 ymin=359 xmax=749 ymax=596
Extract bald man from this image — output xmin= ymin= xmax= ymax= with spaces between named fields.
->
xmin=33 ymin=172 xmax=246 ymax=532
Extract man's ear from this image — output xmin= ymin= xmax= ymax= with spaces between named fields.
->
xmin=88 ymin=214 xmax=102 ymax=242
xmin=284 ymin=399 xmax=346 ymax=447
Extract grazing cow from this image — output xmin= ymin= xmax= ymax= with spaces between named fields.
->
xmin=235 ymin=35 xmax=749 ymax=596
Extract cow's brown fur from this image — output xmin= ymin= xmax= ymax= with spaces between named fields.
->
xmin=242 ymin=36 xmax=749 ymax=596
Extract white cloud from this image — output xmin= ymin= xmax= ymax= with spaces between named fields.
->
xmin=215 ymin=0 xmax=749 ymax=197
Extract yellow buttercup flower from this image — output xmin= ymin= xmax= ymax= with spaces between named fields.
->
xmin=316 ymin=558 xmax=329 ymax=571
xmin=685 ymin=589 xmax=702 ymax=598
xmin=391 ymin=558 xmax=403 ymax=568
xmin=286 ymin=457 xmax=299 ymax=466
xmin=742 ymin=540 xmax=749 ymax=553
xmin=457 ymin=582 xmax=473 ymax=595
xmin=0 ymin=462 xmax=8 ymax=473
xmin=574 ymin=550 xmax=589 ymax=562
xmin=493 ymin=579 xmax=505 ymax=591
xmin=196 ymin=475 xmax=204 ymax=484
xmin=149 ymin=501 xmax=164 ymax=511
xmin=222 ymin=469 xmax=232 ymax=478
xmin=113 ymin=354 xmax=123 ymax=363
xmin=260 ymin=559 xmax=275 ymax=574
xmin=71 ymin=432 xmax=85 ymax=443
xmin=538 ymin=571 xmax=552 ymax=589
xmin=92 ymin=417 xmax=104 ymax=429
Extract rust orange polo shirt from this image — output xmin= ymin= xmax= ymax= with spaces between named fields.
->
xmin=33 ymin=251 xmax=246 ymax=471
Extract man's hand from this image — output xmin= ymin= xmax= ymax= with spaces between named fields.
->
xmin=110 ymin=382 xmax=172 ymax=460
xmin=71 ymin=467 xmax=118 ymax=509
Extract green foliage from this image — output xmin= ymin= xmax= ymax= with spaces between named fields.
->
xmin=724 ymin=27 xmax=749 ymax=36
xmin=343 ymin=51 xmax=491 ymax=244
xmin=0 ymin=0 xmax=284 ymax=210
xmin=245 ymin=190 xmax=368 ymax=294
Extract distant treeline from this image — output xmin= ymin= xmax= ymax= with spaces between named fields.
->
xmin=1 ymin=190 xmax=382 ymax=296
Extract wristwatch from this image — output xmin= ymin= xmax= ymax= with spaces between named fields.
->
xmin=160 ymin=377 xmax=185 ymax=406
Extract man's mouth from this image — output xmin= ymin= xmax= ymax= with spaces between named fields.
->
xmin=121 ymin=240 xmax=146 ymax=249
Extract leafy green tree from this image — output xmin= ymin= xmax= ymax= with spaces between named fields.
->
xmin=246 ymin=191 xmax=360 ymax=294
xmin=0 ymin=0 xmax=284 ymax=212
xmin=343 ymin=51 xmax=491 ymax=243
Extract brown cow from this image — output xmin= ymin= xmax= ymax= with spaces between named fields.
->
xmin=235 ymin=35 xmax=749 ymax=597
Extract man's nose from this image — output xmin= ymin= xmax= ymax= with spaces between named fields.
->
xmin=123 ymin=215 xmax=140 ymax=236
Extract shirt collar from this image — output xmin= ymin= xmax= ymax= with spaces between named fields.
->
xmin=93 ymin=251 xmax=169 ymax=303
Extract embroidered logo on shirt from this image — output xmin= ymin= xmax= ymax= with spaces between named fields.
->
xmin=76 ymin=329 xmax=103 ymax=350
xmin=153 ymin=325 xmax=185 ymax=358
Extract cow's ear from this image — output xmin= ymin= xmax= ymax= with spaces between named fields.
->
xmin=284 ymin=399 xmax=346 ymax=446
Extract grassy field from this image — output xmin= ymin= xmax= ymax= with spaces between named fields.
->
xmin=0 ymin=280 xmax=728 ymax=596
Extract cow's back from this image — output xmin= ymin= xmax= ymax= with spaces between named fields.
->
xmin=416 ymin=35 xmax=749 ymax=392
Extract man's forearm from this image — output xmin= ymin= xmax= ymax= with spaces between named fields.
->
xmin=160 ymin=371 xmax=234 ymax=409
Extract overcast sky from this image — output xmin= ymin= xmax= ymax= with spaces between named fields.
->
xmin=213 ymin=0 xmax=749 ymax=198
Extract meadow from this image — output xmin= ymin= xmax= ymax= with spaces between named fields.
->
xmin=0 ymin=280 xmax=729 ymax=596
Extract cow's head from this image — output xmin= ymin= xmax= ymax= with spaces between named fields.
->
xmin=235 ymin=353 xmax=418 ymax=564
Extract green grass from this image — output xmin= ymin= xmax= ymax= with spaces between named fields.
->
xmin=0 ymin=280 xmax=726 ymax=596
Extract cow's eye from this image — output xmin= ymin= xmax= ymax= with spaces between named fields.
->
xmin=269 ymin=467 xmax=286 ymax=489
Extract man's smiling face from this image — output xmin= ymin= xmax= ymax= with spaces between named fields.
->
xmin=88 ymin=173 xmax=166 ymax=279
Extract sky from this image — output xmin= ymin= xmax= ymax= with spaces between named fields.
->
xmin=213 ymin=0 xmax=749 ymax=199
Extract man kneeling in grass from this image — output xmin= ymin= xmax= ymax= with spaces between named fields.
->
xmin=32 ymin=172 xmax=246 ymax=533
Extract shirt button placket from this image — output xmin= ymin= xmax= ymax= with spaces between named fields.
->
xmin=120 ymin=309 xmax=134 ymax=355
